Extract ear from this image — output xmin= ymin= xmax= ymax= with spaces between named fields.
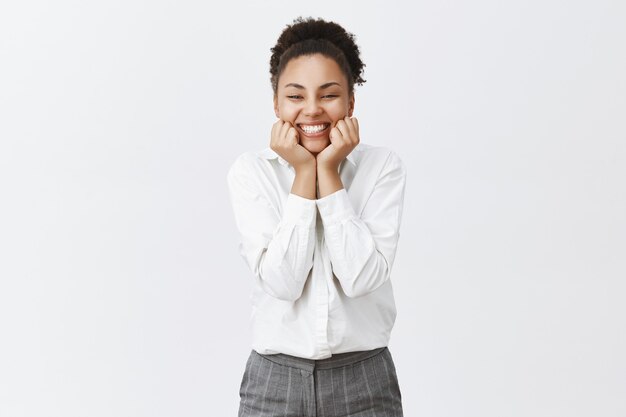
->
xmin=273 ymin=95 xmax=279 ymax=118
xmin=348 ymin=94 xmax=355 ymax=117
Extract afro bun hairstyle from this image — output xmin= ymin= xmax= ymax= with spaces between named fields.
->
xmin=269 ymin=16 xmax=366 ymax=96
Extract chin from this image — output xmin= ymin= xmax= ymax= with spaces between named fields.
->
xmin=302 ymin=139 xmax=330 ymax=154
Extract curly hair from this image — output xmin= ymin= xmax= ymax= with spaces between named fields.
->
xmin=269 ymin=16 xmax=366 ymax=97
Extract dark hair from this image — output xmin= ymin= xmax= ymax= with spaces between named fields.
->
xmin=269 ymin=16 xmax=366 ymax=97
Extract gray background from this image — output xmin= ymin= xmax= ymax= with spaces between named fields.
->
xmin=1 ymin=0 xmax=625 ymax=416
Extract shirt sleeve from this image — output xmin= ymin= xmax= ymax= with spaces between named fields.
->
xmin=226 ymin=154 xmax=317 ymax=302
xmin=316 ymin=151 xmax=407 ymax=298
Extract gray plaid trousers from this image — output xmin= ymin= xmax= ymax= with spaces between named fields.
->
xmin=238 ymin=346 xmax=404 ymax=416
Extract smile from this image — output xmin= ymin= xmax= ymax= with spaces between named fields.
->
xmin=297 ymin=123 xmax=330 ymax=135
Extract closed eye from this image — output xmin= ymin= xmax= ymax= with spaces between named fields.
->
xmin=287 ymin=95 xmax=338 ymax=100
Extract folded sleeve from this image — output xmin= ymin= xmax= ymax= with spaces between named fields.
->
xmin=226 ymin=154 xmax=317 ymax=302
xmin=316 ymin=151 xmax=407 ymax=298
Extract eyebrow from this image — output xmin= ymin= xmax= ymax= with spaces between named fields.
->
xmin=283 ymin=82 xmax=342 ymax=90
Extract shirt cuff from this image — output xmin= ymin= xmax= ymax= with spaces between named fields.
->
xmin=316 ymin=188 xmax=357 ymax=227
xmin=282 ymin=193 xmax=317 ymax=227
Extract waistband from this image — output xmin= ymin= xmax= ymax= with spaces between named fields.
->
xmin=254 ymin=346 xmax=387 ymax=372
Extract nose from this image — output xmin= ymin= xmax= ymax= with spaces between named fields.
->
xmin=303 ymin=97 xmax=322 ymax=116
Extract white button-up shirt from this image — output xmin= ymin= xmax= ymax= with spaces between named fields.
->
xmin=226 ymin=142 xmax=407 ymax=359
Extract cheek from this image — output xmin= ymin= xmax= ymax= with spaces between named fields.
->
xmin=327 ymin=102 xmax=350 ymax=120
xmin=279 ymin=102 xmax=300 ymax=116
xmin=327 ymin=105 xmax=350 ymax=124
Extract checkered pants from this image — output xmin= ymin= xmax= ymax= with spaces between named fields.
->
xmin=238 ymin=346 xmax=404 ymax=416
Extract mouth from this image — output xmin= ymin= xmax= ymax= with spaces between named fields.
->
xmin=296 ymin=123 xmax=331 ymax=138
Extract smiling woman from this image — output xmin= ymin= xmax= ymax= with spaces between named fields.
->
xmin=275 ymin=54 xmax=351 ymax=156
xmin=227 ymin=16 xmax=407 ymax=417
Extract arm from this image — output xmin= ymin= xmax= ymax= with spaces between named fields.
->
xmin=226 ymin=154 xmax=317 ymax=302
xmin=316 ymin=151 xmax=407 ymax=298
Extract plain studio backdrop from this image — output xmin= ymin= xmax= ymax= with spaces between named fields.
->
xmin=1 ymin=0 xmax=624 ymax=416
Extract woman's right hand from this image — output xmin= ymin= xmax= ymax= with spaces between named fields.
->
xmin=270 ymin=119 xmax=316 ymax=171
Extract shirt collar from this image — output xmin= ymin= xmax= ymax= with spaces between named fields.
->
xmin=257 ymin=144 xmax=359 ymax=168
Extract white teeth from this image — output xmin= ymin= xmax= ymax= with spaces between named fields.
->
xmin=300 ymin=124 xmax=327 ymax=133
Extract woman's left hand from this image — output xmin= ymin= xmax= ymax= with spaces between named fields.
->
xmin=316 ymin=116 xmax=359 ymax=172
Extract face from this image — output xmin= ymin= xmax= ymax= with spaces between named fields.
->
xmin=274 ymin=53 xmax=355 ymax=156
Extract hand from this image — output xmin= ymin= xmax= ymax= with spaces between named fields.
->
xmin=316 ymin=116 xmax=359 ymax=172
xmin=270 ymin=119 xmax=316 ymax=171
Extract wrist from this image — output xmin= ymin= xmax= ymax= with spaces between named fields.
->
xmin=294 ymin=161 xmax=317 ymax=175
xmin=316 ymin=162 xmax=339 ymax=174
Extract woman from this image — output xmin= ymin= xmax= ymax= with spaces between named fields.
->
xmin=227 ymin=16 xmax=407 ymax=417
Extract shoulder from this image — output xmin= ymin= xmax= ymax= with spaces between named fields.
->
xmin=353 ymin=143 xmax=406 ymax=173
xmin=227 ymin=148 xmax=272 ymax=179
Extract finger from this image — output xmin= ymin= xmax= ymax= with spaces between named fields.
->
xmin=352 ymin=117 xmax=359 ymax=135
xmin=347 ymin=116 xmax=359 ymax=144
xmin=287 ymin=127 xmax=299 ymax=145
xmin=329 ymin=126 xmax=342 ymax=143
xmin=272 ymin=119 xmax=284 ymax=134
xmin=279 ymin=121 xmax=292 ymax=144
xmin=342 ymin=116 xmax=356 ymax=138
xmin=335 ymin=120 xmax=351 ymax=143
xmin=270 ymin=120 xmax=283 ymax=148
